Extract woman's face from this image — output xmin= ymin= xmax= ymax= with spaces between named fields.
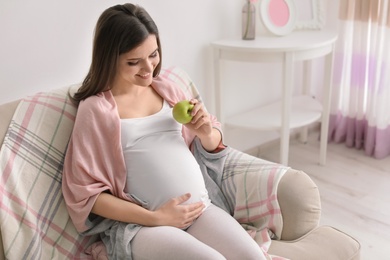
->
xmin=114 ymin=34 xmax=160 ymax=89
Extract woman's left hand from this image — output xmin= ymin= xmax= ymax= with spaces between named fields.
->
xmin=182 ymin=99 xmax=222 ymax=152
xmin=184 ymin=99 xmax=212 ymax=137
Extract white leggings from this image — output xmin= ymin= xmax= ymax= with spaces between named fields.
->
xmin=131 ymin=204 xmax=266 ymax=260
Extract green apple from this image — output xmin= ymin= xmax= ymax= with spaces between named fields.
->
xmin=172 ymin=100 xmax=194 ymax=124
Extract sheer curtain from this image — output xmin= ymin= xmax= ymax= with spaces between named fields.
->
xmin=329 ymin=0 xmax=390 ymax=159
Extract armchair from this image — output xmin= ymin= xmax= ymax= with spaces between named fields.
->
xmin=0 ymin=67 xmax=360 ymax=259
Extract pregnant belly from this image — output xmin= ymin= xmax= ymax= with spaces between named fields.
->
xmin=124 ymin=144 xmax=210 ymax=211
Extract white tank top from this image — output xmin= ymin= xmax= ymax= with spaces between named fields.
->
xmin=120 ymin=100 xmax=210 ymax=211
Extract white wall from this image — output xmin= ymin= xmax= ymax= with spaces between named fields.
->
xmin=1 ymin=0 xmax=340 ymax=150
xmin=0 ymin=0 xmax=239 ymax=106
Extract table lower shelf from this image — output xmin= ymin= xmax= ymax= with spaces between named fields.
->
xmin=225 ymin=95 xmax=322 ymax=131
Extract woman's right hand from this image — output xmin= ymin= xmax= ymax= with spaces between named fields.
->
xmin=154 ymin=193 xmax=205 ymax=229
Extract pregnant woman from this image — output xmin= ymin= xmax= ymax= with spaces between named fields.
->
xmin=62 ymin=3 xmax=266 ymax=260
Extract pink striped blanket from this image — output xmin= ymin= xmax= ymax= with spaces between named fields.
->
xmin=0 ymin=86 xmax=98 ymax=259
xmin=0 ymin=67 xmax=289 ymax=259
xmin=221 ymin=149 xmax=289 ymax=259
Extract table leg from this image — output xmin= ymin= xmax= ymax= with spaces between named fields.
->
xmin=300 ymin=60 xmax=312 ymax=143
xmin=280 ymin=53 xmax=294 ymax=165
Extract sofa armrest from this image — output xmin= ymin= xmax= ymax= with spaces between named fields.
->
xmin=0 ymin=100 xmax=19 ymax=259
xmin=221 ymin=148 xmax=321 ymax=241
xmin=277 ymin=169 xmax=321 ymax=240
xmin=0 ymin=100 xmax=20 ymax=146
xmin=0 ymin=229 xmax=3 ymax=260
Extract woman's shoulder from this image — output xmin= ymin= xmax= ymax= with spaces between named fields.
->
xmin=152 ymin=75 xmax=188 ymax=105
xmin=71 ymin=91 xmax=119 ymax=140
xmin=79 ymin=91 xmax=114 ymax=107
xmin=152 ymin=75 xmax=177 ymax=89
xmin=77 ymin=91 xmax=116 ymax=118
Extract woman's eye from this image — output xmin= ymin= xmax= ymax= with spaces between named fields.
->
xmin=150 ymin=51 xmax=158 ymax=58
xmin=127 ymin=61 xmax=138 ymax=66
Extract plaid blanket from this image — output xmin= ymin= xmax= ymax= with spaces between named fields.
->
xmin=223 ymin=150 xmax=289 ymax=259
xmin=0 ymin=86 xmax=98 ymax=259
xmin=0 ymin=67 xmax=289 ymax=259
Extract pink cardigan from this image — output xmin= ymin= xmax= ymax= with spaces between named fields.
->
xmin=62 ymin=76 xmax=221 ymax=232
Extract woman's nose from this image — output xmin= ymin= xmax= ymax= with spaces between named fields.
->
xmin=142 ymin=59 xmax=154 ymax=72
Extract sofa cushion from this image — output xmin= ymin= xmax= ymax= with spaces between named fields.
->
xmin=268 ymin=226 xmax=361 ymax=260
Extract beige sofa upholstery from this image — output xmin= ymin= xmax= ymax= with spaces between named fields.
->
xmin=0 ymin=68 xmax=360 ymax=259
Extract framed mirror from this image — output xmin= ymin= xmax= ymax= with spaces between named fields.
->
xmin=294 ymin=0 xmax=325 ymax=30
xmin=260 ymin=0 xmax=297 ymax=36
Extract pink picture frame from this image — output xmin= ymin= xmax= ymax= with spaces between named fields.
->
xmin=260 ymin=0 xmax=297 ymax=36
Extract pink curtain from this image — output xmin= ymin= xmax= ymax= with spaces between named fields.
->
xmin=329 ymin=0 xmax=390 ymax=159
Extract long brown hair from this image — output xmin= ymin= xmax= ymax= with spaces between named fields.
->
xmin=72 ymin=3 xmax=162 ymax=104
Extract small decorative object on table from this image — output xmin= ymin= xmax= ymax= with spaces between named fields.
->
xmin=242 ymin=0 xmax=257 ymax=40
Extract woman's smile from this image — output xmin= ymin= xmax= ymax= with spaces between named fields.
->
xmin=137 ymin=72 xmax=151 ymax=79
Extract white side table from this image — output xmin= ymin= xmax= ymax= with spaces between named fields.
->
xmin=212 ymin=30 xmax=338 ymax=165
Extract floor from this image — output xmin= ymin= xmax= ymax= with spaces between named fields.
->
xmin=249 ymin=131 xmax=390 ymax=260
